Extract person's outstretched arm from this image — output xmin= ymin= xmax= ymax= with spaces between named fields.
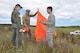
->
xmin=30 ymin=11 xmax=38 ymax=17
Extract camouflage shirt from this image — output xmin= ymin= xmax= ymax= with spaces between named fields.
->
xmin=46 ymin=13 xmax=55 ymax=33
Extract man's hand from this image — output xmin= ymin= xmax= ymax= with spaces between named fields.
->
xmin=36 ymin=10 xmax=38 ymax=14
xmin=35 ymin=8 xmax=39 ymax=15
xmin=40 ymin=20 xmax=46 ymax=25
xmin=19 ymin=29 xmax=23 ymax=32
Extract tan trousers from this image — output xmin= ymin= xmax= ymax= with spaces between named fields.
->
xmin=21 ymin=29 xmax=32 ymax=45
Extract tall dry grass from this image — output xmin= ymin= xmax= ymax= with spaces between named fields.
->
xmin=0 ymin=25 xmax=80 ymax=53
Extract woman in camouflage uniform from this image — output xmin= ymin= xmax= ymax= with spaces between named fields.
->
xmin=11 ymin=4 xmax=22 ymax=49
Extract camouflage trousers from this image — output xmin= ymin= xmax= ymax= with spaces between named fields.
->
xmin=46 ymin=32 xmax=54 ymax=48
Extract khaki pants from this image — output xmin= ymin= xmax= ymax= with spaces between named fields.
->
xmin=21 ymin=29 xmax=32 ymax=45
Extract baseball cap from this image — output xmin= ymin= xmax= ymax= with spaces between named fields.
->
xmin=15 ymin=4 xmax=23 ymax=8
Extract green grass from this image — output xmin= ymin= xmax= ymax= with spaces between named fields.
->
xmin=0 ymin=25 xmax=80 ymax=53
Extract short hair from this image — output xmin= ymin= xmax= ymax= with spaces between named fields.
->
xmin=47 ymin=6 xmax=53 ymax=12
xmin=26 ymin=9 xmax=30 ymax=12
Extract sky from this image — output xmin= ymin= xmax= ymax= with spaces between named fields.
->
xmin=0 ymin=0 xmax=80 ymax=26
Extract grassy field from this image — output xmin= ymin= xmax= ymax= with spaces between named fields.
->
xmin=0 ymin=25 xmax=80 ymax=53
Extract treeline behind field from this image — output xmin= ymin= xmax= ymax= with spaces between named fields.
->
xmin=0 ymin=24 xmax=80 ymax=28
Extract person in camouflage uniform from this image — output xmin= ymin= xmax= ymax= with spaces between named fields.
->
xmin=40 ymin=6 xmax=55 ymax=49
xmin=22 ymin=9 xmax=38 ymax=45
xmin=11 ymin=4 xmax=22 ymax=49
